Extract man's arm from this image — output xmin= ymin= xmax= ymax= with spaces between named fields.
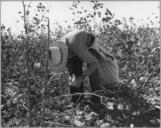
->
xmin=66 ymin=30 xmax=98 ymax=78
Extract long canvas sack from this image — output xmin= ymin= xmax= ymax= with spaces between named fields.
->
xmin=89 ymin=49 xmax=120 ymax=85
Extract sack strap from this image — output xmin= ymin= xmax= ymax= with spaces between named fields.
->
xmin=98 ymin=45 xmax=114 ymax=60
xmin=89 ymin=48 xmax=114 ymax=62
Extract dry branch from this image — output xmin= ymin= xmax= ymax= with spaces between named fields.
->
xmin=53 ymin=92 xmax=115 ymax=107
xmin=44 ymin=121 xmax=73 ymax=127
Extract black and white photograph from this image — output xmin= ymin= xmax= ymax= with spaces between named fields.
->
xmin=1 ymin=0 xmax=160 ymax=127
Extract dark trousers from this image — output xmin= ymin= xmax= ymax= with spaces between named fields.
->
xmin=67 ymin=56 xmax=102 ymax=104
xmin=67 ymin=56 xmax=84 ymax=103
xmin=89 ymin=69 xmax=102 ymax=103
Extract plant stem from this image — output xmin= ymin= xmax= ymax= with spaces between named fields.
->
xmin=139 ymin=63 xmax=159 ymax=90
xmin=22 ymin=0 xmax=31 ymax=127
xmin=22 ymin=0 xmax=27 ymax=34
xmin=41 ymin=17 xmax=50 ymax=127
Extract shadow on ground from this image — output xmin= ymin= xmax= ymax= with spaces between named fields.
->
xmin=43 ymin=86 xmax=160 ymax=127
xmin=94 ymin=86 xmax=160 ymax=127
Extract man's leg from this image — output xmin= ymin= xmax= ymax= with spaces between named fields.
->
xmin=89 ymin=69 xmax=101 ymax=103
xmin=87 ymin=48 xmax=102 ymax=103
xmin=87 ymin=49 xmax=107 ymax=117
xmin=88 ymin=69 xmax=107 ymax=118
xmin=67 ymin=56 xmax=84 ymax=103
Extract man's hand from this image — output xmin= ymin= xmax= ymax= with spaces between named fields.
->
xmin=69 ymin=74 xmax=76 ymax=86
xmin=75 ymin=76 xmax=84 ymax=87
xmin=69 ymin=75 xmax=85 ymax=87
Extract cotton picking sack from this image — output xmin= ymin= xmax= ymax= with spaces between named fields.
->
xmin=98 ymin=56 xmax=120 ymax=85
xmin=88 ymin=48 xmax=120 ymax=85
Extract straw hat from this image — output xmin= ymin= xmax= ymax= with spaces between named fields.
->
xmin=48 ymin=41 xmax=68 ymax=73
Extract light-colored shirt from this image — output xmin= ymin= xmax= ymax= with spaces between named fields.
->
xmin=63 ymin=30 xmax=98 ymax=64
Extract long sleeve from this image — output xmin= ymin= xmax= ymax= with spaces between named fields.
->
xmin=64 ymin=30 xmax=98 ymax=64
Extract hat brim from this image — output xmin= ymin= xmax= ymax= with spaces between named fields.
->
xmin=48 ymin=41 xmax=68 ymax=73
